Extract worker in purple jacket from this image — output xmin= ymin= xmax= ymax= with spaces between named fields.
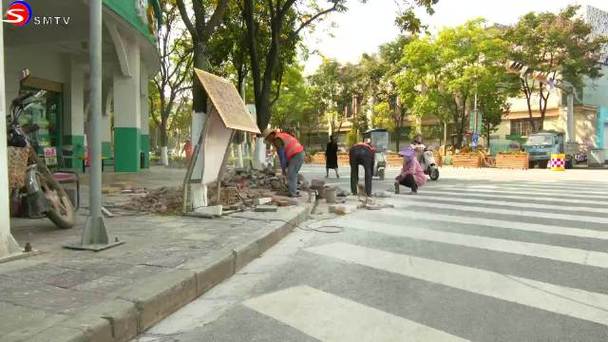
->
xmin=394 ymin=147 xmax=427 ymax=195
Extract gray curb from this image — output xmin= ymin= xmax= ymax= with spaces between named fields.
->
xmin=20 ymin=205 xmax=310 ymax=342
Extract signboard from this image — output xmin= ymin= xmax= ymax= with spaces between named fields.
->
xmin=43 ymin=147 xmax=57 ymax=166
xmin=469 ymin=111 xmax=483 ymax=134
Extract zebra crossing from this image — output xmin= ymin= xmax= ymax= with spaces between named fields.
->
xmin=241 ymin=180 xmax=608 ymax=341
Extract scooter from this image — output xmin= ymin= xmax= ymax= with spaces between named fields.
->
xmin=412 ymin=144 xmax=439 ymax=181
xmin=7 ymin=90 xmax=75 ymax=229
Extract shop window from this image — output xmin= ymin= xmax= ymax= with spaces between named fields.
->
xmin=510 ymin=118 xmax=542 ymax=137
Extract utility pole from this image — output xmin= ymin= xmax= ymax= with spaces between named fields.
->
xmin=65 ymin=0 xmax=122 ymax=251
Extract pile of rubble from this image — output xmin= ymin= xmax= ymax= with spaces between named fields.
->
xmin=122 ymin=186 xmax=183 ymax=215
xmin=121 ymin=165 xmax=298 ymax=215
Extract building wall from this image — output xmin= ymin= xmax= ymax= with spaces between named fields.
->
xmin=4 ymin=48 xmax=67 ymax=112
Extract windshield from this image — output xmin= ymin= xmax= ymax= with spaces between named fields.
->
xmin=526 ymin=135 xmax=553 ymax=146
xmin=371 ymin=132 xmax=389 ymax=150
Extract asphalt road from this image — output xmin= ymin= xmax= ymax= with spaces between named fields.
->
xmin=135 ymin=165 xmax=608 ymax=342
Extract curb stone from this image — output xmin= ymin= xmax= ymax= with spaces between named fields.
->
xmin=16 ymin=204 xmax=310 ymax=342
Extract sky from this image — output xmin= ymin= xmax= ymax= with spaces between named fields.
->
xmin=302 ymin=0 xmax=608 ymax=75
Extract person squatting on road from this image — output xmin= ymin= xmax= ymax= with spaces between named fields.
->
xmin=395 ymin=147 xmax=427 ymax=195
xmin=264 ymin=128 xmax=305 ymax=197
xmin=349 ymin=139 xmax=375 ymax=197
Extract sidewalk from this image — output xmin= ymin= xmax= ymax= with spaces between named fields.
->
xmin=3 ymin=167 xmax=310 ymax=342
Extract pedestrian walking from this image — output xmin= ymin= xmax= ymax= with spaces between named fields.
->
xmin=263 ymin=128 xmax=305 ymax=197
xmin=181 ymin=138 xmax=193 ymax=161
xmin=395 ymin=147 xmax=427 ymax=195
xmin=325 ymin=135 xmax=339 ymax=178
xmin=349 ymin=139 xmax=375 ymax=197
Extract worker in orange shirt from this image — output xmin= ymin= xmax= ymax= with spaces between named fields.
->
xmin=263 ymin=129 xmax=305 ymax=197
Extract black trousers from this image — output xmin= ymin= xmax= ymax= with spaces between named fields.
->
xmin=398 ymin=174 xmax=418 ymax=192
xmin=349 ymin=146 xmax=374 ymax=196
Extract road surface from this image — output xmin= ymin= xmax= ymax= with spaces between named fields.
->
xmin=135 ymin=165 xmax=608 ymax=341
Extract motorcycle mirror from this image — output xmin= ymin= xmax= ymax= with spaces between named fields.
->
xmin=34 ymin=90 xmax=47 ymax=99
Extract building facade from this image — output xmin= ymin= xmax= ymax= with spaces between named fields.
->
xmin=2 ymin=0 xmax=161 ymax=172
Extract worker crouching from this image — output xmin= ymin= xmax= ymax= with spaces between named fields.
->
xmin=264 ymin=129 xmax=305 ymax=197
xmin=395 ymin=147 xmax=426 ymax=195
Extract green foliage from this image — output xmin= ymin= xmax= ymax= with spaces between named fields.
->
xmin=346 ymin=129 xmax=360 ymax=147
xmin=396 ymin=19 xmax=514 ymax=147
xmin=504 ymin=5 xmax=608 ymax=131
xmin=372 ymin=101 xmax=395 ymax=132
xmin=271 ymin=64 xmax=319 ymax=134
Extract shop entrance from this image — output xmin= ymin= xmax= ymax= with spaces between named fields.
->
xmin=19 ymin=77 xmax=64 ymax=168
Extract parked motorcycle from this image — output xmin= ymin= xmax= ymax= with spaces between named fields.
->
xmin=7 ymin=90 xmax=75 ymax=229
xmin=412 ymin=144 xmax=440 ymax=181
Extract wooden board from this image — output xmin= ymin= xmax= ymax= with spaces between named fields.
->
xmin=194 ymin=69 xmax=260 ymax=134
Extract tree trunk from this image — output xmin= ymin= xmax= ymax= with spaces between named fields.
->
xmin=192 ymin=42 xmax=209 ymax=114
xmin=160 ymin=121 xmax=169 ymax=166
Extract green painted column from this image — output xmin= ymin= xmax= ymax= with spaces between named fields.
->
xmin=113 ymin=40 xmax=141 ymax=172
xmin=140 ymin=134 xmax=150 ymax=169
xmin=114 ymin=128 xmax=141 ymax=172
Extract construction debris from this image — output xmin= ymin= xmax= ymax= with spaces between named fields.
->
xmin=121 ymin=165 xmax=304 ymax=215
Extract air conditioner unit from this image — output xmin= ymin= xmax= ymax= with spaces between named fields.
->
xmin=588 ymin=149 xmax=605 ymax=167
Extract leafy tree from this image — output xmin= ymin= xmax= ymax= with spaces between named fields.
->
xmin=505 ymin=5 xmax=608 ymax=131
xmin=373 ymin=36 xmax=411 ymax=150
xmin=242 ymin=0 xmax=439 ymax=131
xmin=309 ymin=58 xmax=349 ymax=135
xmin=270 ymin=64 xmax=316 ymax=134
xmin=176 ymin=0 xmax=229 ymax=115
xmin=397 ymin=19 xmax=513 ymax=148
xmin=151 ymin=1 xmax=192 ymax=165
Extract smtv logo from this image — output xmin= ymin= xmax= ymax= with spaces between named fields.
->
xmin=3 ymin=0 xmax=72 ymax=27
xmin=3 ymin=0 xmax=32 ymax=27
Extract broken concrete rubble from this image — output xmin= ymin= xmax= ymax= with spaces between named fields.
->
xmin=121 ymin=166 xmax=302 ymax=215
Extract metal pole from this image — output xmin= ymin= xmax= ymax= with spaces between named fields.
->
xmin=566 ymin=90 xmax=575 ymax=145
xmin=65 ymin=0 xmax=122 ymax=251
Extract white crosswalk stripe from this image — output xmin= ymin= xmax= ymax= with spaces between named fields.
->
xmin=373 ymin=210 xmax=608 ymax=240
xmin=443 ymin=186 xmax=608 ymax=201
xmin=470 ymin=184 xmax=608 ymax=195
xmin=244 ymin=286 xmax=469 ymax=342
xmin=338 ymin=218 xmax=608 ymax=268
xmin=395 ymin=198 xmax=608 ymax=224
xmin=420 ymin=189 xmax=605 ymax=207
xmin=408 ymin=194 xmax=608 ymax=215
xmin=306 ymin=242 xmax=608 ymax=327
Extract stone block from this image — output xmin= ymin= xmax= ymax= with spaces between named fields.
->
xmin=193 ymin=205 xmax=223 ymax=217
xmin=255 ymin=205 xmax=278 ymax=212
xmin=254 ymin=197 xmax=273 ymax=205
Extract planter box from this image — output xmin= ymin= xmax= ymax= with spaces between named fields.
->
xmin=496 ymin=153 xmax=529 ymax=169
xmin=309 ymin=153 xmax=325 ymax=165
xmin=452 ymin=154 xmax=481 ymax=168
xmin=338 ymin=153 xmax=349 ymax=166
